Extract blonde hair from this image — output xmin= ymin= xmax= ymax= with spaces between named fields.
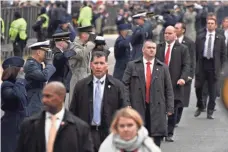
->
xmin=110 ymin=108 xmax=144 ymax=134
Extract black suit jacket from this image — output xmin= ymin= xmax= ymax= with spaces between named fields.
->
xmin=181 ymin=36 xmax=196 ymax=78
xmin=195 ymin=31 xmax=227 ymax=86
xmin=69 ymin=74 xmax=128 ymax=134
xmin=156 ymin=41 xmax=190 ymax=103
xmin=16 ymin=110 xmax=93 ymax=152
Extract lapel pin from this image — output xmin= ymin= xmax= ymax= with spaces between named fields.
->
xmin=108 ymin=85 xmax=111 ymax=88
xmin=61 ymin=122 xmax=65 ymax=126
xmin=156 ymin=68 xmax=158 ymax=71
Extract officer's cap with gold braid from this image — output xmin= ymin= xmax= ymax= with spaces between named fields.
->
xmin=52 ymin=32 xmax=70 ymax=42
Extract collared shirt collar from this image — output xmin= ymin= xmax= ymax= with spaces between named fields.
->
xmin=45 ymin=106 xmax=65 ymax=120
xmin=178 ymin=35 xmax=184 ymax=43
xmin=166 ymin=40 xmax=175 ymax=47
xmin=143 ymin=57 xmax=155 ymax=64
xmin=206 ymin=29 xmax=216 ymax=35
xmin=93 ymin=75 xmax=106 ymax=84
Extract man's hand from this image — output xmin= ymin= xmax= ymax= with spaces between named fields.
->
xmin=177 ymin=79 xmax=185 ymax=86
xmin=167 ymin=112 xmax=172 ymax=116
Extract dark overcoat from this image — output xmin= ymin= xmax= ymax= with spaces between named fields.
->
xmin=16 ymin=110 xmax=93 ymax=152
xmin=156 ymin=41 xmax=190 ymax=105
xmin=195 ymin=32 xmax=227 ymax=87
xmin=122 ymin=58 xmax=174 ymax=136
xmin=113 ymin=35 xmax=131 ymax=81
xmin=1 ymin=78 xmax=28 ymax=152
xmin=181 ymin=36 xmax=196 ymax=107
xmin=24 ymin=57 xmax=56 ymax=115
xmin=69 ymin=74 xmax=129 ymax=135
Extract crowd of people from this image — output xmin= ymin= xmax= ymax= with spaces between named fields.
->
xmin=1 ymin=1 xmax=228 ymax=152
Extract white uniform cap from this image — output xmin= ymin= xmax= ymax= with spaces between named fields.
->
xmin=95 ymin=36 xmax=105 ymax=41
xmin=132 ymin=12 xmax=147 ymax=19
xmin=29 ymin=40 xmax=50 ymax=50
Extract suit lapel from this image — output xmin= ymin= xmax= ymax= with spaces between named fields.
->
xmin=152 ymin=60 xmax=161 ymax=84
xmin=160 ymin=43 xmax=166 ymax=62
xmin=169 ymin=41 xmax=178 ymax=66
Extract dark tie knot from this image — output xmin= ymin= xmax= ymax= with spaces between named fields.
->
xmin=209 ymin=34 xmax=212 ymax=37
xmin=146 ymin=62 xmax=151 ymax=65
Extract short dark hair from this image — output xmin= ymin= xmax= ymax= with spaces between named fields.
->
xmin=91 ymin=51 xmax=108 ymax=62
xmin=2 ymin=66 xmax=20 ymax=81
xmin=176 ymin=22 xmax=186 ymax=33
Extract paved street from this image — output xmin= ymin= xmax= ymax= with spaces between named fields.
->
xmin=1 ymin=35 xmax=228 ymax=151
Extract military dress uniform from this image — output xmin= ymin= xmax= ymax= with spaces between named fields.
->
xmin=68 ymin=26 xmax=95 ymax=104
xmin=24 ymin=41 xmax=56 ymax=115
xmin=1 ymin=57 xmax=28 ymax=152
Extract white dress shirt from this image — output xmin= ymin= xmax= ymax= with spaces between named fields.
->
xmin=92 ymin=75 xmax=106 ymax=125
xmin=204 ymin=30 xmax=215 ymax=58
xmin=165 ymin=41 xmax=175 ymax=65
xmin=45 ymin=107 xmax=65 ymax=145
xmin=178 ymin=35 xmax=184 ymax=43
xmin=225 ymin=29 xmax=228 ymax=45
xmin=143 ymin=57 xmax=155 ymax=80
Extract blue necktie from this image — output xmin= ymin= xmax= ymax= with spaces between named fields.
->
xmin=93 ymin=80 xmax=102 ymax=125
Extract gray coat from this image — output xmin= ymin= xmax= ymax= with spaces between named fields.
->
xmin=183 ymin=10 xmax=197 ymax=42
xmin=68 ymin=38 xmax=95 ymax=103
xmin=24 ymin=57 xmax=56 ymax=115
xmin=122 ymin=58 xmax=174 ymax=136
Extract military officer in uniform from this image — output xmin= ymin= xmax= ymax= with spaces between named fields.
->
xmin=113 ymin=24 xmax=132 ymax=81
xmin=68 ymin=25 xmax=96 ymax=105
xmin=24 ymin=40 xmax=56 ymax=115
xmin=49 ymin=32 xmax=75 ymax=108
xmin=131 ymin=12 xmax=147 ymax=60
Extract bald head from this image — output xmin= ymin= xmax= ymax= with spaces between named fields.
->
xmin=164 ymin=26 xmax=177 ymax=43
xmin=42 ymin=82 xmax=66 ymax=114
xmin=45 ymin=82 xmax=66 ymax=99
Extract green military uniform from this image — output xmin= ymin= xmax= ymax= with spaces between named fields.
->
xmin=9 ymin=17 xmax=27 ymax=57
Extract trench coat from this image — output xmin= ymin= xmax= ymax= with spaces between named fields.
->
xmin=122 ymin=58 xmax=174 ymax=136
xmin=16 ymin=110 xmax=93 ymax=152
xmin=1 ymin=78 xmax=28 ymax=152
xmin=24 ymin=57 xmax=56 ymax=115
xmin=183 ymin=10 xmax=197 ymax=42
xmin=68 ymin=38 xmax=95 ymax=104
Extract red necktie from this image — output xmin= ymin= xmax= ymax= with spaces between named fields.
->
xmin=165 ymin=44 xmax=171 ymax=65
xmin=146 ymin=62 xmax=151 ymax=103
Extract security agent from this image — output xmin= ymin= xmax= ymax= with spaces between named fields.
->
xmin=24 ymin=40 xmax=56 ymax=115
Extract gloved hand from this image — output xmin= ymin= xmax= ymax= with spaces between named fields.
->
xmin=44 ymin=50 xmax=54 ymax=65
xmin=16 ymin=68 xmax=25 ymax=79
xmin=88 ymin=33 xmax=97 ymax=42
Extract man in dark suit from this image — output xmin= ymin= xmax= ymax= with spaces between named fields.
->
xmin=222 ymin=17 xmax=228 ymax=58
xmin=69 ymin=51 xmax=129 ymax=152
xmin=156 ymin=26 xmax=190 ymax=142
xmin=174 ymin=22 xmax=196 ymax=126
xmin=194 ymin=18 xmax=227 ymax=119
xmin=16 ymin=82 xmax=93 ymax=152
xmin=122 ymin=40 xmax=174 ymax=147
